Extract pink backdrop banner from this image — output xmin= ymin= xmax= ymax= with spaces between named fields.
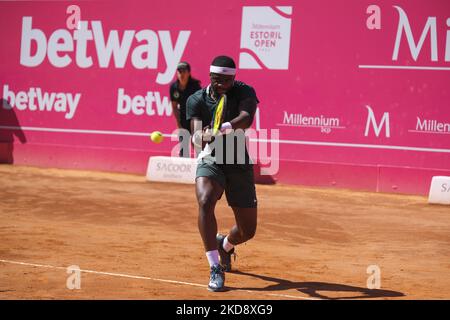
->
xmin=1 ymin=0 xmax=449 ymax=195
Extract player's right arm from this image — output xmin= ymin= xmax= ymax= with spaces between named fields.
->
xmin=190 ymin=117 xmax=206 ymax=149
xmin=187 ymin=93 xmax=208 ymax=151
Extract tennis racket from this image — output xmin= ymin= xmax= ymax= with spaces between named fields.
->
xmin=198 ymin=94 xmax=227 ymax=159
xmin=211 ymin=94 xmax=227 ymax=135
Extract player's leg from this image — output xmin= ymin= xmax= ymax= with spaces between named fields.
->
xmin=195 ymin=161 xmax=227 ymax=291
xmin=217 ymin=164 xmax=257 ymax=271
xmin=217 ymin=207 xmax=257 ymax=272
xmin=196 ymin=176 xmax=224 ymax=251
xmin=227 ymin=207 xmax=257 ymax=245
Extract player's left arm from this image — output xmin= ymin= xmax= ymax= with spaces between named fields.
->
xmin=228 ymin=97 xmax=258 ymax=130
xmin=223 ymin=84 xmax=259 ymax=131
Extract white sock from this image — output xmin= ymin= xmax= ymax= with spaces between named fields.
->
xmin=223 ymin=236 xmax=235 ymax=253
xmin=205 ymin=250 xmax=220 ymax=267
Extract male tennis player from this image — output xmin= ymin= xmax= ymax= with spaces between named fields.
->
xmin=186 ymin=56 xmax=259 ymax=292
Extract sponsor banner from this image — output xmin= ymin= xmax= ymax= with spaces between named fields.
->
xmin=239 ymin=6 xmax=293 ymax=69
xmin=146 ymin=156 xmax=197 ymax=184
xmin=0 ymin=0 xmax=449 ymax=194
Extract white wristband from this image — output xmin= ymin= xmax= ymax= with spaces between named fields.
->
xmin=220 ymin=122 xmax=232 ymax=133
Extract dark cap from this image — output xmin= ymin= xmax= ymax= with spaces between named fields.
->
xmin=177 ymin=61 xmax=191 ymax=71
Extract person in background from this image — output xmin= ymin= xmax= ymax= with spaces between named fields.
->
xmin=169 ymin=61 xmax=201 ymax=157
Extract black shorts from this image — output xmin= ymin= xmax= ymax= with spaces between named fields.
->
xmin=196 ymin=160 xmax=257 ymax=208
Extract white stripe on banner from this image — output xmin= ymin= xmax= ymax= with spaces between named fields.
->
xmin=252 ymin=138 xmax=450 ymax=153
xmin=0 ymin=125 xmax=176 ymax=138
xmin=358 ymin=65 xmax=450 ymax=71
xmin=1 ymin=125 xmax=450 ymax=153
xmin=408 ymin=130 xmax=450 ymax=135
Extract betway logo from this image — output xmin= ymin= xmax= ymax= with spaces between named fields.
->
xmin=20 ymin=17 xmax=190 ymax=84
xmin=3 ymin=84 xmax=80 ymax=119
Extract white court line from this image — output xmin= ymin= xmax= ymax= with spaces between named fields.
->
xmin=358 ymin=65 xmax=450 ymax=71
xmin=1 ymin=125 xmax=450 ymax=154
xmin=0 ymin=259 xmax=319 ymax=300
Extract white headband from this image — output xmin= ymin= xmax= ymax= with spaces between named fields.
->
xmin=210 ymin=65 xmax=236 ymax=75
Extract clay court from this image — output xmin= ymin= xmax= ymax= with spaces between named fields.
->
xmin=0 ymin=165 xmax=449 ymax=300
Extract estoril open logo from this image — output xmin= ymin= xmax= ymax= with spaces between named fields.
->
xmin=239 ymin=6 xmax=292 ymax=70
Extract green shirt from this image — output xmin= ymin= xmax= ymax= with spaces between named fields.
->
xmin=186 ymin=81 xmax=259 ymax=164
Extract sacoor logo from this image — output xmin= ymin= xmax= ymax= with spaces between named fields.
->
xmin=239 ymin=6 xmax=293 ymax=70
xmin=157 ymin=163 xmax=192 ymax=173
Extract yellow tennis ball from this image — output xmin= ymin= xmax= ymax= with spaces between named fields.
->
xmin=150 ymin=131 xmax=164 ymax=144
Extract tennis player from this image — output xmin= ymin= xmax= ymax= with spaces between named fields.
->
xmin=186 ymin=56 xmax=259 ymax=292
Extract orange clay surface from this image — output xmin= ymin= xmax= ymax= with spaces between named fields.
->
xmin=1 ymin=165 xmax=449 ymax=300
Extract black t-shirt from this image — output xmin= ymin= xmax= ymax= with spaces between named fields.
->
xmin=186 ymin=81 xmax=258 ymax=124
xmin=186 ymin=81 xmax=259 ymax=164
xmin=170 ymin=78 xmax=202 ymax=130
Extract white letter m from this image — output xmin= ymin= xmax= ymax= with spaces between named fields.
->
xmin=392 ymin=6 xmax=438 ymax=61
xmin=365 ymin=105 xmax=390 ymax=137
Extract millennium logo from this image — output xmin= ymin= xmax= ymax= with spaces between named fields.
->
xmin=415 ymin=117 xmax=450 ymax=133
xmin=280 ymin=111 xmax=343 ymax=134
